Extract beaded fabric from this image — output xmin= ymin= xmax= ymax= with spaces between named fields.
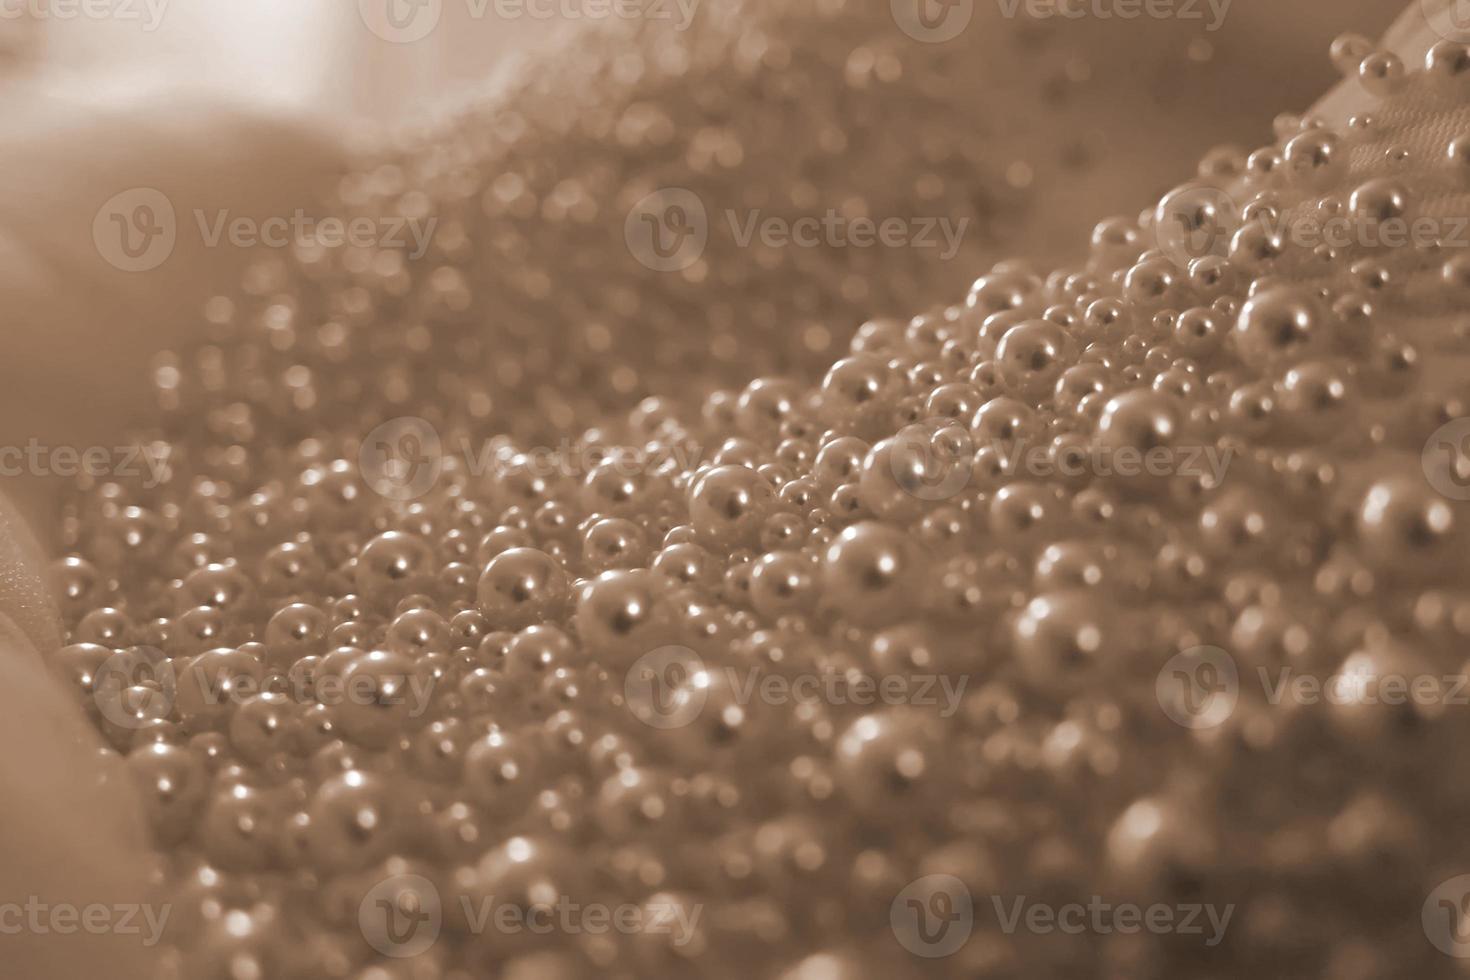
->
xmin=46 ymin=3 xmax=1470 ymax=978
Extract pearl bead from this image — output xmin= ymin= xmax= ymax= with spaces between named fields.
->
xmin=749 ymin=550 xmax=819 ymax=620
xmin=995 ymin=318 xmax=1075 ymax=400
xmin=1329 ymin=33 xmax=1373 ymax=77
xmin=834 ymin=710 xmax=944 ymax=819
xmin=126 ymin=741 xmax=208 ymax=845
xmin=821 ymin=522 xmax=918 ymax=627
xmin=476 ymin=547 xmax=571 ymax=630
xmin=200 ymin=783 xmax=275 ymax=871
xmin=333 ymin=649 xmax=426 ymax=748
xmin=263 ymin=602 xmax=328 ymax=669
xmin=1348 ymin=177 xmax=1410 ymax=224
xmin=305 ymin=769 xmax=399 ymax=873
xmin=355 ymin=531 xmax=435 ymax=609
xmin=1356 ymin=471 xmax=1464 ymax=577
xmin=1283 ymin=130 xmax=1345 ymax=187
xmin=1233 ymin=287 xmax=1331 ymax=371
xmin=228 ymin=691 xmax=297 ymax=764
xmin=688 ymin=463 xmax=777 ymax=549
xmin=1425 ymin=41 xmax=1470 ymax=82
xmin=573 ymin=568 xmax=680 ymax=661
xmin=1358 ymin=52 xmax=1407 ymax=98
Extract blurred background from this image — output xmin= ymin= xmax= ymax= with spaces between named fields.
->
xmin=9 ymin=0 xmax=1407 ymax=269
xmin=18 ymin=0 xmax=1400 ymax=124
xmin=0 ymin=0 xmax=1409 ymax=537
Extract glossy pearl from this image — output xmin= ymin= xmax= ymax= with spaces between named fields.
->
xmin=476 ymin=547 xmax=572 ymax=630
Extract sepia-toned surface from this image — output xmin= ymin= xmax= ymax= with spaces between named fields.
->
xmin=6 ymin=2 xmax=1470 ymax=978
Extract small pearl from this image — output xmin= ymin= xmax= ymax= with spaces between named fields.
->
xmin=1358 ymin=52 xmax=1407 ymax=98
xmin=1329 ymin=33 xmax=1373 ymax=77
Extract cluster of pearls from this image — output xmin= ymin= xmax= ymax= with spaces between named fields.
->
xmin=44 ymin=21 xmax=1470 ymax=980
xmin=141 ymin=0 xmax=1298 ymax=451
